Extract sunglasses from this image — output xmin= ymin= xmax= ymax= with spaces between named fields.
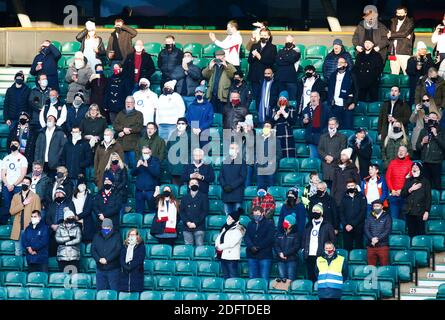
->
xmin=422 ymin=99 xmax=430 ymax=102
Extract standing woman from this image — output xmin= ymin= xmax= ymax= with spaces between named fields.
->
xmin=76 ymin=21 xmax=106 ymax=71
xmin=150 ymin=186 xmax=180 ymax=246
xmin=119 ymin=228 xmax=145 ymax=293
xmin=72 ymin=179 xmax=95 ymax=243
xmin=401 ymin=162 xmax=431 ymax=237
xmin=382 ymin=121 xmax=411 ymax=169
xmin=80 ymin=104 xmax=108 ymax=151
xmin=272 ymin=91 xmax=296 ymax=158
xmin=102 ymin=152 xmax=128 ymax=215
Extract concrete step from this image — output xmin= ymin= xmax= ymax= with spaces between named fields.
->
xmin=426 ymin=271 xmax=445 ymax=279
xmin=0 ymin=75 xmax=33 ymax=82
xmin=436 ymin=264 xmax=445 ymax=272
xmin=0 ymin=68 xmax=30 ymax=75
xmin=408 ymin=286 xmax=438 ymax=295
xmin=418 ymin=278 xmax=445 ymax=287
xmin=400 ymin=294 xmax=436 ymax=300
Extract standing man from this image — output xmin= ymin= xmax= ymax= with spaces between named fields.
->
xmin=365 ymin=200 xmax=392 ymax=266
xmin=22 ymin=210 xmax=49 ymax=272
xmin=3 ymin=71 xmax=31 ymax=132
xmin=209 ymin=20 xmax=243 ymax=69
xmin=107 ymin=19 xmax=138 ymax=66
xmin=158 ymin=35 xmax=183 ymax=88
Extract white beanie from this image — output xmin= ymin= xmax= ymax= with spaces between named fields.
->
xmin=139 ymin=78 xmax=150 ymax=87
xmin=341 ymin=147 xmax=353 ymax=159
xmin=63 ymin=209 xmax=75 ymax=221
xmin=164 ymin=80 xmax=177 ymax=89
xmin=417 ymin=41 xmax=427 ymax=50
xmin=85 ymin=21 xmax=96 ymax=31
xmin=245 ymin=114 xmax=254 ymax=127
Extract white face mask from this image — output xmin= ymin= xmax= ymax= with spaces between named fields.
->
xmin=74 ymin=60 xmax=84 ymax=69
xmin=177 ymin=124 xmax=186 ymax=132
xmin=31 ymin=217 xmax=40 ymax=225
xmin=104 ymin=135 xmax=112 ymax=143
xmin=328 ymin=127 xmax=337 ymax=135
xmin=229 ymin=149 xmax=237 ymax=157
xmin=46 ymin=121 xmax=55 ymax=129
xmin=142 ymin=154 xmax=150 ymax=161
xmin=128 ymin=236 xmax=137 ymax=245
xmin=78 ymin=184 xmax=86 ymax=193
xmin=73 ymin=99 xmax=83 ymax=107
xmin=183 ymin=57 xmax=192 ymax=64
xmin=135 ymin=45 xmax=143 ymax=53
xmin=72 ymin=133 xmax=81 ymax=141
xmin=40 ymin=79 xmax=48 ymax=88
xmin=412 ymin=170 xmax=420 ymax=178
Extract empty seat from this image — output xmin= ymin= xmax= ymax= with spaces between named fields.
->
xmin=70 ymin=273 xmax=92 ymax=289
xmin=207 ymin=215 xmax=226 ymax=230
xmin=348 ymin=249 xmax=368 ymax=265
xmin=7 ymin=287 xmax=29 ymax=300
xmin=156 ymin=276 xmax=179 ymax=291
xmin=246 ymin=278 xmax=268 ymax=293
xmin=152 ymin=260 xmax=176 ymax=275
xmin=3 ymin=271 xmax=27 ymax=287
xmin=389 ymin=235 xmax=411 ymax=250
xmin=61 ymin=41 xmax=81 ymax=55
xmin=162 ymin=291 xmax=183 ymax=300
xmin=0 ymin=240 xmax=15 ymax=254
xmin=172 ymin=245 xmax=194 ymax=260
xmin=224 ymin=277 xmax=246 ymax=293
xmin=73 ymin=289 xmax=96 ymax=300
xmin=140 ymin=290 xmax=162 ymax=300
xmin=289 ymin=280 xmax=313 ymax=295
xmin=118 ymin=292 xmax=140 ymax=300
xmin=197 ymin=261 xmax=220 ymax=276
xmin=96 ymin=290 xmax=118 ymax=300
xmin=305 ymin=45 xmax=327 ymax=60
xmin=201 ymin=277 xmax=224 ymax=292
xmin=26 ymin=272 xmax=48 ymax=287
xmin=144 ymin=42 xmax=162 ymax=56
xmin=51 ymin=288 xmax=74 ymax=300
xmin=183 ymin=43 xmax=203 ymax=58
xmin=1 ymin=256 xmax=23 ymax=271
xmin=202 ymin=43 xmax=221 ymax=58
xmin=121 ymin=213 xmax=143 ymax=228
xmin=28 ymin=287 xmax=51 ymax=300
xmin=179 ymin=276 xmax=201 ymax=292
xmin=48 ymin=273 xmax=69 ymax=288
xmin=149 ymin=244 xmax=172 ymax=259
xmin=194 ymin=245 xmax=216 ymax=260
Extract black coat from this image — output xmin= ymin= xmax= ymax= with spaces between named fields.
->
xmin=3 ymin=84 xmax=31 ymax=121
xmin=92 ymin=230 xmax=123 ymax=271
xmin=352 ymin=51 xmax=383 ymax=87
xmin=93 ymin=189 xmax=122 ymax=229
xmin=171 ymin=62 xmax=202 ymax=96
xmin=228 ymin=81 xmax=253 ymax=107
xmin=45 ymin=178 xmax=74 ymax=207
xmin=302 ymin=104 xmax=331 ymax=146
xmin=119 ymin=242 xmax=145 ymax=292
xmin=327 ymin=69 xmax=359 ymax=107
xmin=131 ymin=156 xmax=161 ymax=192
xmin=274 ymin=229 xmax=301 ymax=261
xmin=79 ymin=117 xmax=108 ymax=141
xmin=219 ymin=158 xmax=247 ymax=203
xmin=301 ymin=220 xmax=336 ymax=259
xmin=223 ymin=102 xmax=248 ymax=130
xmin=296 ymin=75 xmax=327 ymax=112
xmin=28 ymin=86 xmax=50 ymax=128
xmin=347 ymin=134 xmax=373 ymax=180
xmin=123 ymin=51 xmax=156 ymax=84
xmin=309 ymin=193 xmax=339 ymax=230
xmin=245 ymin=218 xmax=276 ymax=260
xmin=247 ymin=42 xmax=277 ymax=83
xmin=60 ymin=139 xmax=92 ymax=179
xmin=158 ymin=46 xmax=183 ymax=81
xmin=181 ymin=163 xmax=215 ymax=194
xmin=104 ymin=75 xmax=132 ymax=113
xmin=34 ymin=126 xmax=67 ymax=170
xmin=74 ymin=192 xmax=96 ymax=242
xmin=86 ymin=75 xmax=109 ymax=113
xmin=179 ymin=192 xmax=209 ymax=232
xmin=66 ymin=105 xmax=89 ymax=133
xmin=103 ymin=167 xmax=128 ymax=204
xmin=45 ymin=200 xmax=76 ymax=226
xmin=401 ymin=176 xmax=432 ymax=216
xmin=332 ymin=162 xmax=361 ymax=206
xmin=255 ymin=79 xmax=280 ymax=121
xmin=7 ymin=123 xmax=35 ymax=168
xmin=30 ymin=44 xmax=61 ymax=79
xmin=339 ymin=192 xmax=367 ymax=229
xmin=275 ymin=48 xmax=300 ymax=83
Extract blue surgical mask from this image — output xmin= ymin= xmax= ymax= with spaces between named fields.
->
xmin=50 ymin=97 xmax=57 ymax=104
xmin=390 ymin=95 xmax=398 ymax=101
xmin=253 ymin=215 xmax=263 ymax=222
xmin=257 ymin=191 xmax=266 ymax=197
xmin=102 ymin=228 xmax=111 ymax=236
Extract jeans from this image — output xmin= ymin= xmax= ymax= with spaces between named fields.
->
xmin=256 ymin=173 xmax=275 ymax=190
xmin=244 ymin=165 xmax=255 ymax=188
xmin=388 ymin=195 xmax=404 ymax=220
xmin=277 ymin=260 xmax=298 ymax=281
xmin=221 ymin=259 xmax=239 ymax=279
xmin=248 ymin=258 xmax=272 ymax=280
xmin=135 ymin=190 xmax=155 ymax=213
xmin=158 ymin=124 xmax=177 ymax=141
xmin=183 ymin=230 xmax=205 ymax=246
xmin=96 ymin=269 xmax=120 ymax=291
xmin=308 ymin=144 xmax=319 ymax=159
xmin=124 ymin=151 xmax=136 ymax=169
xmin=224 ymin=202 xmax=242 ymax=216
xmin=1 ymin=185 xmax=21 ymax=224
xmin=15 ymin=231 xmax=24 ymax=256
xmin=331 ymin=104 xmax=353 ymax=130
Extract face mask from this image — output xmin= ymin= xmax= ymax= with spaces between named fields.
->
xmin=233 ymin=79 xmax=241 ymax=86
xmin=195 ymin=94 xmax=203 ymax=101
xmin=31 ymin=217 xmax=40 ymax=225
xmin=347 ymin=187 xmax=356 ymax=194
xmin=139 ymin=84 xmax=148 ymax=91
xmin=316 ymin=190 xmax=325 ymax=197
xmin=177 ymin=124 xmax=186 ymax=132
xmin=165 ymin=44 xmax=174 ymax=50
xmin=328 ymin=128 xmax=337 ymax=135
xmin=190 ymin=185 xmax=199 ymax=192
xmin=104 ymin=184 xmax=112 ymax=190
xmin=257 ymin=190 xmax=266 ymax=197
xmin=115 ymin=27 xmax=121 ymax=32
xmin=393 ymin=127 xmax=402 ymax=133
xmin=19 ymin=118 xmax=28 ymax=125
xmin=374 ymin=208 xmax=383 ymax=214
xmin=397 ymin=15 xmax=405 ymax=21
xmin=229 ymin=149 xmax=237 ymax=158
xmin=260 ymin=38 xmax=268 ymax=43
xmin=112 ymin=160 xmax=119 ymax=165
xmin=142 ymin=154 xmax=150 ymax=161
xmin=73 ymin=99 xmax=82 ymax=107
xmin=72 ymin=133 xmax=81 ymax=141
xmin=163 ymin=191 xmax=171 ymax=197
xmin=88 ymin=31 xmax=95 ymax=37
xmin=305 ymin=72 xmax=313 ymax=78
xmin=325 ymin=249 xmax=335 ymax=256
xmin=283 ymin=221 xmax=291 ymax=229
xmin=231 ymin=99 xmax=241 ymax=106
xmin=41 ymin=47 xmax=49 ymax=55
xmin=33 ymin=170 xmax=42 ymax=176
xmin=56 ymin=172 xmax=64 ymax=179
xmin=74 ymin=61 xmax=84 ymax=69
xmin=10 ymin=145 xmax=18 ymax=152
xmin=40 ymin=80 xmax=48 ymax=88
xmin=390 ymin=95 xmax=399 ymax=101
xmin=78 ymin=184 xmax=86 ymax=193
xmin=65 ymin=218 xmax=76 ymax=225
xmin=104 ymin=136 xmax=112 ymax=143
xmin=22 ymin=184 xmax=29 ymax=192
xmin=135 ymin=45 xmax=143 ymax=53
xmin=96 ymin=70 xmax=104 ymax=75
xmin=163 ymin=88 xmax=173 ymax=95
xmin=226 ymin=218 xmax=233 ymax=225
xmin=313 ymin=212 xmax=322 ymax=220
xmin=264 ymin=76 xmax=272 ymax=82
xmin=128 ymin=236 xmax=137 ymax=245
xmin=183 ymin=57 xmax=192 ymax=64
xmin=15 ymin=78 xmax=24 ymax=85
xmin=55 ymin=196 xmax=65 ymax=203
xmin=287 ymin=196 xmax=296 ymax=203
xmin=113 ymin=69 xmax=121 ymax=75
xmin=253 ymin=215 xmax=263 ymax=222
xmin=50 ymin=97 xmax=57 ymax=104
xmin=337 ymin=65 xmax=346 ymax=72
xmin=102 ymin=228 xmax=111 ymax=236
xmin=262 ymin=127 xmax=271 ymax=136
xmin=285 ymin=42 xmax=294 ymax=49
xmin=428 ymin=119 xmax=438 ymax=127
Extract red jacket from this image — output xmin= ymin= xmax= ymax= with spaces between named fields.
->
xmin=385 ymin=156 xmax=413 ymax=192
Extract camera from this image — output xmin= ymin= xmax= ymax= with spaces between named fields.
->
xmin=214 ymin=58 xmax=222 ymax=64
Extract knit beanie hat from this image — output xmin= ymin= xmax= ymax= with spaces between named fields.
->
xmin=284 ymin=214 xmax=296 ymax=226
xmin=312 ymin=203 xmax=324 ymax=215
xmin=229 ymin=207 xmax=244 ymax=223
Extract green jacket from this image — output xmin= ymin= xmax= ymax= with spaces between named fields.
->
xmin=202 ymin=63 xmax=236 ymax=102
xmin=382 ymin=136 xmax=411 ymax=170
xmin=137 ymin=132 xmax=166 ymax=161
xmin=416 ymin=128 xmax=445 ymax=164
xmin=113 ymin=110 xmax=144 ymax=152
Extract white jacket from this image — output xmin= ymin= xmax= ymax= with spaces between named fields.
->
xmin=156 ymin=93 xmax=185 ymax=125
xmin=432 ymin=30 xmax=445 ymax=53
xmin=439 ymin=59 xmax=445 ymax=79
xmin=133 ymin=89 xmax=159 ymax=125
xmin=215 ymin=222 xmax=245 ymax=260
xmin=214 ymin=31 xmax=243 ymax=67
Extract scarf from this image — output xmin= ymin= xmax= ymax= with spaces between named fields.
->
xmin=16 ymin=125 xmax=29 ymax=154
xmin=156 ymin=198 xmax=177 ymax=233
xmin=219 ymin=222 xmax=237 ymax=245
xmin=102 ymin=190 xmax=112 ymax=204
xmin=388 ymin=130 xmax=403 ymax=141
xmin=125 ymin=244 xmax=136 ymax=263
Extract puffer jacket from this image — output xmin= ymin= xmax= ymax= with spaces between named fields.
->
xmin=55 ymin=222 xmax=82 ymax=261
xmin=171 ymin=62 xmax=202 ymax=96
xmin=416 ymin=127 xmax=445 ymax=164
xmin=364 ymin=210 xmax=392 ymax=247
xmin=322 ymin=47 xmax=354 ymax=81
xmin=385 ymin=156 xmax=413 ymax=192
xmin=158 ymin=46 xmax=183 ymax=81
xmin=65 ymin=62 xmax=94 ymax=104
xmin=274 ymin=229 xmax=301 ymax=261
xmin=382 ymin=136 xmax=411 ymax=169
xmin=215 ymin=222 xmax=246 ymax=261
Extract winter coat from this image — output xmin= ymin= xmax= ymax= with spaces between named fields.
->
xmin=228 ymin=81 xmax=253 ymax=107
xmin=388 ymin=17 xmax=414 ymax=56
xmin=272 ymin=107 xmax=296 ymax=158
xmin=364 ymin=211 xmax=392 ymax=247
xmin=9 ymin=191 xmax=41 ymax=241
xmin=74 ymin=192 xmax=96 ymax=242
xmin=60 ymin=139 xmax=92 ymax=179
xmin=93 ymin=188 xmax=122 ymax=229
xmin=275 ymin=47 xmax=300 ymax=83
xmin=377 ymin=100 xmax=411 ymax=142
xmin=103 ymin=167 xmax=128 ymax=204
xmin=94 ymin=139 xmax=124 ymax=189
xmin=219 ymin=158 xmax=247 ymax=203
xmin=34 ymin=126 xmax=67 ymax=170
xmin=113 ymin=109 xmax=144 ymax=152
xmin=181 ymin=163 xmax=215 ymax=194
xmin=30 ymin=44 xmax=61 ymax=80
xmin=352 ymin=21 xmax=389 ymax=61
xmin=255 ymin=79 xmax=280 ymax=121
xmin=339 ymin=192 xmax=367 ymax=229
xmin=416 ymin=127 xmax=445 ymax=164
xmin=157 ymin=93 xmax=186 ymax=124
xmin=361 ymin=175 xmax=389 ymax=206
xmin=247 ymin=41 xmax=277 ymax=83
xmin=45 ymin=200 xmax=75 ymax=226
xmin=317 ymin=132 xmax=347 ymax=181
xmin=119 ymin=242 xmax=145 ymax=292
xmin=385 ymin=156 xmax=413 ymax=192
xmin=202 ymin=63 xmax=237 ymax=103
xmin=297 ymin=75 xmax=327 ymax=112
xmin=322 ymin=47 xmax=354 ymax=82
xmin=382 ymin=136 xmax=411 ymax=169
xmin=301 ymin=219 xmax=336 ymax=259
xmin=223 ymin=102 xmax=248 ymax=130
xmin=106 ymin=25 xmax=138 ymax=63
xmin=65 ymin=63 xmax=94 ymax=104
xmin=122 ymin=51 xmax=156 ymax=84
xmin=406 ymin=54 xmax=435 ymax=94
xmin=86 ymin=75 xmax=108 ymax=112
xmin=171 ymin=62 xmax=202 ymax=96
xmin=277 ymin=202 xmax=307 ymax=236
xmin=274 ymin=229 xmax=301 ymax=261
xmin=32 ymin=174 xmax=51 ymax=208
xmin=92 ymin=230 xmax=123 ymax=271
xmin=215 ymin=222 xmax=246 ymax=261
xmin=327 ymin=69 xmax=359 ymax=107
xmin=76 ymin=30 xmax=106 ymax=66
xmin=3 ymin=83 xmax=31 ymax=121
xmin=332 ymin=162 xmax=361 ymax=206
xmin=131 ymin=156 xmax=160 ymax=192
xmin=415 ymin=76 xmax=445 ymax=108
xmin=44 ymin=178 xmax=74 ymax=208
xmin=185 ymin=99 xmax=214 ymax=131
xmin=7 ymin=123 xmax=35 ymax=167
xmin=28 ymin=85 xmax=50 ymax=128
xmin=104 ymin=74 xmax=132 ymax=113
xmin=79 ymin=116 xmax=108 ymax=141
xmin=21 ymin=220 xmax=49 ymax=265
xmin=137 ymin=132 xmax=166 ymax=161
xmin=352 ymin=50 xmax=383 ymax=87
xmin=401 ymin=176 xmax=432 ymax=216
xmin=309 ymin=193 xmax=339 ymax=230
xmin=166 ymin=129 xmax=192 ymax=176
xmin=55 ymin=222 xmax=82 ymax=261
xmin=179 ymin=192 xmax=209 ymax=232
xmin=66 ymin=105 xmax=89 ymax=133
xmin=158 ymin=46 xmax=184 ymax=81
xmin=348 ymin=134 xmax=373 ymax=179
xmin=245 ymin=218 xmax=275 ymax=260
xmin=302 ymin=104 xmax=331 ymax=146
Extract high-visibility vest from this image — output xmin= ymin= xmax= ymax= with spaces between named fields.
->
xmin=316 ymin=255 xmax=345 ymax=290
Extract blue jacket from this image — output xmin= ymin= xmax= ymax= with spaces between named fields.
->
xmin=181 ymin=163 xmax=215 ymax=194
xmin=322 ymin=48 xmax=353 ymax=82
xmin=277 ymin=202 xmax=307 ymax=236
xmin=179 ymin=192 xmax=209 ymax=232
xmin=131 ymin=156 xmax=161 ymax=192
xmin=302 ymin=103 xmax=331 ymax=145
xmin=327 ymin=69 xmax=358 ymax=107
xmin=60 ymin=139 xmax=92 ymax=179
xmin=92 ymin=230 xmax=123 ymax=271
xmin=66 ymin=104 xmax=89 ymax=133
xmin=21 ymin=221 xmax=49 ymax=265
xmin=30 ymin=44 xmax=61 ymax=78
xmin=185 ymin=100 xmax=214 ymax=131
xmin=245 ymin=218 xmax=276 ymax=260
xmin=219 ymin=158 xmax=247 ymax=203
xmin=75 ymin=192 xmax=96 ymax=242
xmin=119 ymin=242 xmax=146 ymax=292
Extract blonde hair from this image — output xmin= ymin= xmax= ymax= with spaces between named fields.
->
xmin=105 ymin=152 xmax=126 ymax=170
xmin=384 ymin=121 xmax=409 ymax=147
xmin=86 ymin=104 xmax=104 ymax=119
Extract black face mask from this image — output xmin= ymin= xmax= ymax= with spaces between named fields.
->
xmin=10 ymin=145 xmax=18 ymax=152
xmin=233 ymin=79 xmax=241 ymax=86
xmin=260 ymin=38 xmax=268 ymax=43
xmin=190 ymin=185 xmax=199 ymax=192
xmin=163 ymin=191 xmax=171 ymax=197
xmin=195 ymin=94 xmax=203 ymax=101
xmin=316 ymin=190 xmax=325 ymax=197
xmin=393 ymin=127 xmax=402 ymax=133
xmin=305 ymin=72 xmax=313 ymax=78
xmin=115 ymin=27 xmax=122 ymax=33
xmin=165 ymin=44 xmax=174 ymax=50
xmin=285 ymin=42 xmax=294 ymax=49
xmin=55 ymin=196 xmax=65 ymax=203
xmin=337 ymin=65 xmax=347 ymax=72
xmin=163 ymin=88 xmax=173 ymax=95
xmin=21 ymin=184 xmax=29 ymax=192
xmin=347 ymin=188 xmax=356 ymax=194
xmin=287 ymin=197 xmax=296 ymax=204
xmin=112 ymin=160 xmax=119 ymax=165
xmin=56 ymin=172 xmax=64 ymax=179
xmin=428 ymin=119 xmax=438 ymax=127
xmin=19 ymin=118 xmax=28 ymax=125
xmin=264 ymin=76 xmax=272 ymax=82
xmin=139 ymin=84 xmax=148 ymax=91
xmin=104 ymin=184 xmax=112 ymax=191
xmin=396 ymin=15 xmax=405 ymax=21
xmin=15 ymin=78 xmax=24 ymax=85
xmin=313 ymin=212 xmax=322 ymax=220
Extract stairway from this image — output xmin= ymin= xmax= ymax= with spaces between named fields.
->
xmin=0 ymin=67 xmax=31 ymax=95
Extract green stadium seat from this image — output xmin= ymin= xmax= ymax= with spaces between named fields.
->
xmin=179 ymin=276 xmax=201 ymax=291
xmin=118 ymin=292 xmax=140 ymax=300
xmin=172 ymin=245 xmax=194 ymax=260
xmin=369 ymin=117 xmax=379 ymax=130
xmin=437 ymin=283 xmax=445 ymax=299
xmin=48 ymin=273 xmax=69 ymax=288
xmin=140 ymin=290 xmax=162 ymax=300
xmin=271 ymin=294 xmax=293 ymax=300
xmin=73 ymin=289 xmax=96 ymax=300
xmin=201 ymin=277 xmax=224 ymax=292
xmin=1 ymin=256 xmax=23 ymax=271
xmin=26 ymin=272 xmax=48 ymax=287
xmin=212 ymin=113 xmax=223 ymax=127
xmin=156 ymin=276 xmax=179 ymax=291
xmin=240 ymin=58 xmax=249 ymax=73
xmin=208 ymin=185 xmax=222 ymax=200
xmin=289 ymin=280 xmax=313 ymax=295
xmin=224 ymin=277 xmax=246 ymax=293
xmin=426 ymin=220 xmax=445 ymax=236
xmin=348 ymin=249 xmax=368 ymax=265
xmin=295 ymin=144 xmax=310 ymax=158
xmin=239 ymin=215 xmax=251 ymax=227
xmin=280 ymin=172 xmax=303 ymax=187
xmin=194 ymin=245 xmax=215 ymax=260
xmin=399 ymin=75 xmax=410 ymax=88
xmin=353 ymin=116 xmax=369 ymax=130
xmin=153 ymin=260 xmax=176 ymax=275
xmin=305 ymin=45 xmax=327 ymax=60
xmin=96 ymin=290 xmax=118 ymax=300
xmin=431 ymin=235 xmax=445 ymax=252
xmin=411 ymin=235 xmax=433 ymax=268
xmin=51 ymin=40 xmax=62 ymax=51
xmin=149 ymin=244 xmax=172 ymax=260
xmin=356 ymin=281 xmax=380 ymax=299
xmin=0 ymin=240 xmax=16 ymax=255
xmin=367 ymin=101 xmax=382 ymax=116
xmin=351 ymin=265 xmax=373 ymax=280
xmin=267 ymin=186 xmax=286 ymax=201
xmin=3 ymin=271 xmax=26 ymax=287
xmin=70 ymin=273 xmax=91 ymax=289
xmin=193 ymin=57 xmax=211 ymax=69
xmin=228 ymin=293 xmax=249 ymax=300
xmin=48 ymin=257 xmax=59 ymax=272
xmin=390 ymin=235 xmax=411 ymax=250
xmin=391 ymin=219 xmax=406 ymax=235
xmin=28 ymin=287 xmax=51 ymax=300
xmin=341 ymin=280 xmax=358 ymax=296
xmin=51 ymin=288 xmax=73 ymax=300
xmin=299 ymin=158 xmax=321 ymax=172
xmin=0 ymin=124 xmax=10 ymax=137
xmin=143 ymin=259 xmax=153 ymax=275
xmin=0 ymin=287 xmax=6 ymax=300
xmin=390 ymin=250 xmax=415 ymax=282
xmin=246 ymin=278 xmax=268 ymax=294
xmin=61 ymin=41 xmax=81 ymax=55
xmin=162 ymin=291 xmax=183 ymax=300
xmin=278 ymin=158 xmax=299 ymax=172
xmin=197 ymin=261 xmax=220 ymax=276
xmin=354 ymin=101 xmax=367 ymax=115
xmin=164 ymin=25 xmax=183 ymax=29
xmin=336 ymin=248 xmax=348 ymax=258
xmin=244 ymin=186 xmax=259 ymax=200
xmin=144 ymin=42 xmax=162 ymax=56
xmin=7 ymin=287 xmax=29 ymax=300
xmin=207 ymin=215 xmax=226 ymax=230
xmin=432 ymin=190 xmax=441 ymax=205
xmin=380 ymin=74 xmax=400 ymax=88
xmin=143 ymin=275 xmax=156 ymax=290
xmin=121 ymin=213 xmax=143 ymax=228
xmin=341 ymin=295 xmax=375 ymax=300
xmin=208 ymin=200 xmax=224 ymax=215
xmin=183 ymin=43 xmax=203 ymax=57
xmin=143 ymin=213 xmax=155 ymax=227
xmin=184 ymin=26 xmax=204 ymax=30
xmin=377 ymin=266 xmax=399 ymax=286
xmin=202 ymin=43 xmax=221 ymax=58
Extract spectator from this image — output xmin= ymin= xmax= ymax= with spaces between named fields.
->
xmin=247 ymin=28 xmax=277 ymax=100
xmin=228 ymin=71 xmax=252 ymax=107
xmin=401 ymin=162 xmax=432 ymax=237
xmin=339 ymin=180 xmax=367 ymax=251
xmin=104 ymin=63 xmax=132 ymax=123
xmin=301 ymin=203 xmax=336 ymax=282
xmin=432 ymin=14 xmax=445 ymax=65
xmin=352 ymin=39 xmax=383 ymax=102
xmin=182 ymin=148 xmax=215 ymax=194
xmin=103 ymin=153 xmax=128 ymax=212
xmin=186 ymin=86 xmax=214 ymax=140
xmin=179 ymin=178 xmax=209 ymax=246
xmin=158 ymin=35 xmax=183 ymax=87
xmin=10 ymin=176 xmax=41 ymax=255
xmin=365 ymin=199 xmax=392 ymax=266
xmin=361 ymin=164 xmax=389 ymax=214
xmin=38 ymin=90 xmax=67 ymax=130
xmin=246 ymin=21 xmax=268 ymax=51
xmin=76 ymin=21 xmax=106 ymax=70
xmin=55 ymin=209 xmax=82 ymax=271
xmin=7 ymin=112 xmax=35 ymax=171
xmin=220 ymin=143 xmax=247 ymax=215
xmin=387 ymin=6 xmax=414 ymax=75
xmin=277 ymin=188 xmax=306 ymax=236
xmin=166 ymin=118 xmax=191 ymax=186
xmin=348 ymin=128 xmax=373 ymax=180
xmin=46 ymin=166 xmax=73 ymax=206
xmin=93 ymin=175 xmax=122 ymax=230
xmin=28 ymin=74 xmax=51 ymax=132
xmin=415 ymin=67 xmax=445 ymax=108
xmin=251 ymin=188 xmax=276 ymax=219
xmin=113 ymin=96 xmax=144 ymax=169
xmin=60 ymin=126 xmax=91 ymax=185
xmin=66 ymin=91 xmax=89 ymax=133
xmin=301 ymin=172 xmax=321 ymax=210
xmin=256 ymin=68 xmax=279 ymax=125
xmin=215 ymin=208 xmax=246 ymax=279
xmin=106 ymin=19 xmax=138 ymax=66
xmin=233 ymin=116 xmax=255 ymax=188
xmin=382 ymin=121 xmax=411 ymax=170
xmin=30 ymin=40 xmax=61 ymax=92
xmin=137 ymin=122 xmax=166 ymax=161
xmin=22 ymin=210 xmax=49 ymax=272
xmin=318 ymin=118 xmax=347 ymax=187
xmin=1 ymin=139 xmax=29 ymax=224
xmin=275 ymin=35 xmax=301 ymax=100
xmin=332 ymin=148 xmax=361 ymax=207
xmin=202 ymin=50 xmax=236 ymax=114
xmin=223 ymin=91 xmax=248 ymax=130
xmin=209 ymin=20 xmax=243 ymax=68
xmin=94 ymin=128 xmax=124 ymax=189
xmin=245 ymin=206 xmax=275 ymax=280
xmin=315 ymin=241 xmax=348 ymax=301
xmin=274 ymin=214 xmax=301 ymax=282
xmin=150 ymin=185 xmax=179 ymax=246
xmin=327 ymin=57 xmax=358 ymax=130
xmin=92 ymin=218 xmax=122 ymax=291
xmin=322 ymin=39 xmax=353 ymax=83
xmin=272 ymin=91 xmax=296 ymax=158
xmin=406 ymin=41 xmax=435 ymax=106
xmin=309 ymin=182 xmax=339 ymax=233
xmin=123 ymin=39 xmax=155 ymax=90
xmin=171 ymin=51 xmax=202 ymax=107
xmin=29 ymin=161 xmax=51 ymax=214
xmin=352 ymin=5 xmax=389 ymax=62
xmin=302 ymin=92 xmax=331 ymax=158
xmin=157 ymin=80 xmax=186 ymax=141
xmin=65 ymin=51 xmax=94 ymax=104
xmin=79 ymin=104 xmax=108 ymax=150
xmin=3 ymin=71 xmax=31 ymax=130
xmin=386 ymin=146 xmax=413 ymax=219
xmin=297 ymin=65 xmax=327 ymax=114
xmin=86 ymin=64 xmax=109 ymax=120
xmin=416 ymin=112 xmax=445 ymax=190
xmin=119 ymin=228 xmax=145 ymax=293
xmin=377 ymin=86 xmax=411 ymax=142
xmin=72 ymin=179 xmax=95 ymax=243
xmin=132 ymin=145 xmax=160 ymax=214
